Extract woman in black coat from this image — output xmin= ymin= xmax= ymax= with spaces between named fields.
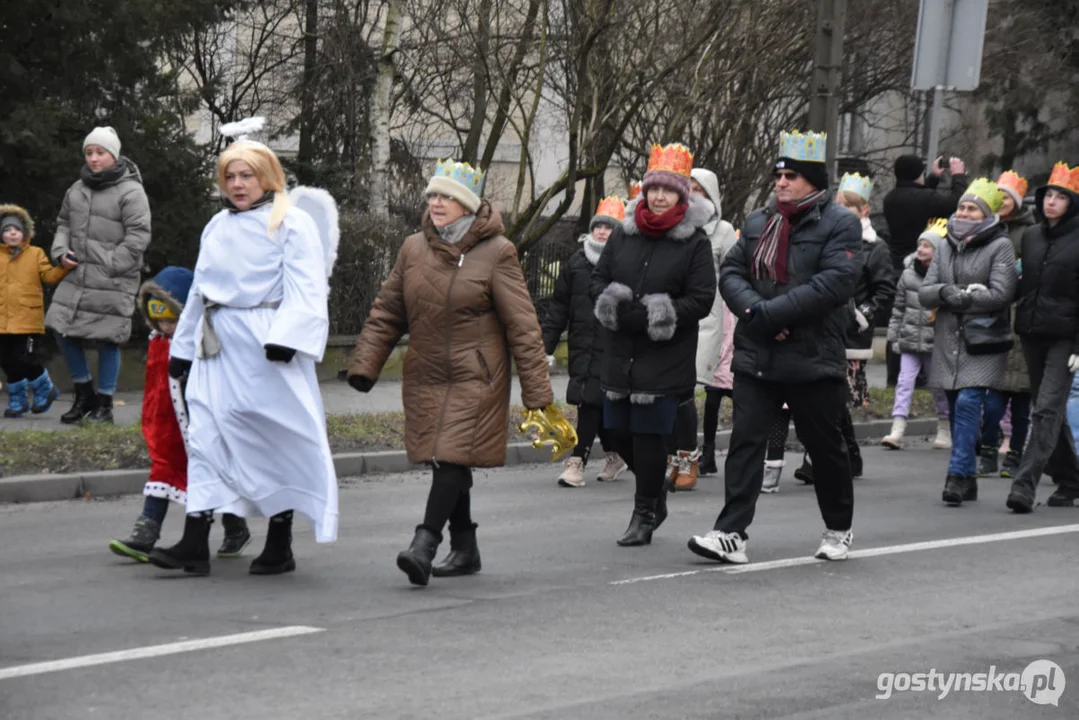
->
xmin=591 ymin=143 xmax=716 ymax=546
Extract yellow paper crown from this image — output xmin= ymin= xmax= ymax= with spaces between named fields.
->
xmin=923 ymin=217 xmax=948 ymax=238
xmin=646 ymin=143 xmax=694 ymax=178
xmin=628 ymin=181 xmax=642 ymax=200
xmin=838 ymin=172 xmax=873 ymax=201
xmin=146 ymin=298 xmax=177 ymax=321
xmin=779 ymin=130 xmax=827 ymax=163
xmin=1048 ymin=162 xmax=1079 ymax=195
xmin=594 ymin=196 xmax=626 ymax=221
xmin=996 ymin=170 xmax=1028 ymax=201
xmin=963 ymin=178 xmax=1004 ymax=214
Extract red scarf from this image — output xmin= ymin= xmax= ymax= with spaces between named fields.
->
xmin=751 ymin=190 xmax=826 ymax=284
xmin=634 ymin=200 xmax=688 ymax=237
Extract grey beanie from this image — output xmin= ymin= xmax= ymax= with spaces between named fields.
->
xmin=0 ymin=215 xmax=25 ymax=235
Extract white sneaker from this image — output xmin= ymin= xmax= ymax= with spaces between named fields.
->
xmin=687 ymin=530 xmax=748 ymax=564
xmin=558 ymin=456 xmax=585 ymax=487
xmin=596 ymin=452 xmax=627 ymax=482
xmin=814 ymin=529 xmax=853 ymax=561
xmin=761 ymin=460 xmax=784 ymax=494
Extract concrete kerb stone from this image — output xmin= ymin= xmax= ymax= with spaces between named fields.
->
xmin=0 ymin=418 xmax=941 ymax=505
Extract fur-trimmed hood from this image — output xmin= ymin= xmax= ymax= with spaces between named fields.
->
xmin=0 ymin=204 xmax=34 ymax=245
xmin=138 ymin=266 xmax=194 ymax=334
xmin=621 ymin=194 xmax=715 ymax=242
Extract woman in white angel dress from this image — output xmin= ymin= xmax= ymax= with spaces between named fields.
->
xmin=148 ymin=137 xmax=339 ymax=576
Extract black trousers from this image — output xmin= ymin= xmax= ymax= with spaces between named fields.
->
xmin=611 ymin=431 xmax=667 ymax=500
xmin=714 ymin=374 xmax=853 ymax=538
xmin=702 ymin=387 xmax=731 ymax=448
xmin=0 ymin=334 xmax=45 ymax=383
xmin=572 ymin=403 xmax=613 ymax=462
xmin=422 ymin=462 xmax=474 ymax=537
xmin=1012 ymin=338 xmax=1079 ymax=496
xmin=664 ymin=397 xmax=699 ymax=455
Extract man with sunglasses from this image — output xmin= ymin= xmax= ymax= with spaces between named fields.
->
xmin=687 ymin=131 xmax=862 ymax=565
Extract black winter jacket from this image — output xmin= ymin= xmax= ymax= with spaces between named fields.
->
xmin=1014 ymin=188 xmax=1079 ymax=351
xmin=591 ymin=195 xmax=716 ymax=403
xmin=845 ymin=233 xmax=896 ymax=357
xmin=882 ymin=173 xmax=968 ymax=270
xmin=542 ymin=245 xmax=605 ymax=406
xmin=720 ymin=193 xmax=862 ymax=383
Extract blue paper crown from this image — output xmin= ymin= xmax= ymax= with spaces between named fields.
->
xmin=433 ymin=159 xmax=485 ymax=197
xmin=838 ymin=172 xmax=873 ymax=201
xmin=778 ymin=130 xmax=826 ymax=163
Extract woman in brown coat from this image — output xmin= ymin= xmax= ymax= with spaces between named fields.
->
xmin=348 ymin=160 xmax=553 ymax=587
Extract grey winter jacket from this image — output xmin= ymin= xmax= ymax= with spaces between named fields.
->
xmin=887 ymin=253 xmax=935 ymax=354
xmin=46 ymin=158 xmax=151 ymax=344
xmin=919 ymin=220 xmax=1018 ymax=391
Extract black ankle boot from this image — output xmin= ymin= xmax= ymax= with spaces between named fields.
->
xmin=654 ymin=488 xmax=669 ymax=530
xmin=86 ymin=393 xmax=114 ymax=423
xmin=250 ymin=511 xmax=296 ymax=575
xmin=977 ymin=445 xmax=999 ymax=476
xmin=699 ymin=444 xmax=717 ymax=475
xmin=793 ymin=454 xmax=815 ymax=485
xmin=431 ymin=523 xmax=481 ymax=577
xmin=148 ymin=512 xmax=213 ymax=574
xmin=963 ymin=475 xmax=978 ymax=501
xmin=617 ymin=495 xmax=657 ymax=547
xmin=397 ymin=526 xmax=441 ymax=586
xmin=60 ymin=381 xmax=97 ymax=424
xmin=942 ymin=473 xmax=966 ymax=506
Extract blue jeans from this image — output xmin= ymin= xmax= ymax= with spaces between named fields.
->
xmin=1067 ymin=372 xmax=1079 ymax=457
xmin=946 ymin=388 xmax=1003 ymax=477
xmin=56 ymin=336 xmax=121 ymax=395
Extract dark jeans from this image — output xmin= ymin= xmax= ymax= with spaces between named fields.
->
xmin=611 ymin=432 xmax=667 ymax=500
xmin=422 ymin=462 xmax=474 ymax=537
xmin=665 ymin=396 xmax=699 ymax=454
xmin=945 ymin=388 xmax=1004 ymax=476
xmin=0 ymin=334 xmax=45 ymax=383
xmin=714 ymin=374 xmax=853 ymax=539
xmin=981 ymin=391 xmax=1032 ymax=451
xmin=572 ymin=403 xmax=612 ymax=462
xmin=703 ymin=387 xmax=731 ymax=448
xmin=1011 ymin=339 xmax=1079 ymax=497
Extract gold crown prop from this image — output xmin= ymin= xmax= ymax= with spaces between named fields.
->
xmin=518 ymin=404 xmax=579 ymax=462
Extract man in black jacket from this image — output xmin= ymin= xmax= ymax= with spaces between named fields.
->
xmin=687 ymin=132 xmax=862 ymax=564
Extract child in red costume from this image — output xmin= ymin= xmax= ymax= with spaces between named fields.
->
xmin=108 ymin=267 xmax=251 ymax=562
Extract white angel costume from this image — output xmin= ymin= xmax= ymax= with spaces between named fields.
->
xmin=171 ymin=190 xmax=339 ymax=543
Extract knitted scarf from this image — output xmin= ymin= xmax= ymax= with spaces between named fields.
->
xmin=80 ymin=159 xmax=127 ymax=190
xmin=751 ymin=190 xmax=826 ymax=284
xmin=634 ymin=200 xmax=687 ymax=238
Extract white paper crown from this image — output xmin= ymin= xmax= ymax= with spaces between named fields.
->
xmin=838 ymin=172 xmax=873 ymax=201
xmin=778 ymin=130 xmax=826 ymax=163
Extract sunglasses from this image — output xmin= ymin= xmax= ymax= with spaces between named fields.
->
xmin=773 ymin=170 xmax=801 ymax=181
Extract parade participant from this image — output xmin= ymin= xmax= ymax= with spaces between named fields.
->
xmin=542 ymin=196 xmax=627 ymax=487
xmin=0 ymin=205 xmax=66 ymax=417
xmin=919 ymin=179 xmax=1017 ymax=507
xmin=688 ymin=130 xmax=861 ymax=564
xmin=979 ymin=171 xmax=1035 ymax=476
xmin=882 ymin=221 xmax=951 ymax=449
xmin=592 ymin=142 xmax=716 ymax=546
xmin=48 ymin=126 xmax=151 ymax=424
xmin=348 ymin=159 xmax=557 ymax=586
xmin=149 ymin=120 xmax=340 ymax=575
xmin=1006 ymin=162 xmax=1079 ymax=512
xmin=688 ymin=168 xmax=738 ymax=480
xmin=108 ymin=267 xmax=251 ymax=563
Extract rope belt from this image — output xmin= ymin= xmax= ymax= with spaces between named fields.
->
xmin=198 ymin=297 xmax=281 ymax=358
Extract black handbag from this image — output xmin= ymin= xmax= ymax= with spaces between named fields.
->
xmin=962 ymin=310 xmax=1013 ymax=355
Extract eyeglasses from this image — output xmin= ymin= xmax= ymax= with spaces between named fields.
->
xmin=773 ymin=171 xmax=801 ymax=181
xmin=426 ymin=192 xmax=453 ymax=202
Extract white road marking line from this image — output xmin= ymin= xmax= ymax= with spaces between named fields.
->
xmin=611 ymin=523 xmax=1079 ymax=585
xmin=0 ymin=625 xmax=324 ymax=681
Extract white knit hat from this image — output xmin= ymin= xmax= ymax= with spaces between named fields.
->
xmin=83 ymin=126 xmax=121 ymax=160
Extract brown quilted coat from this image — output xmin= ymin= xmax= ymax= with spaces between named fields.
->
xmin=349 ymin=201 xmax=553 ymax=467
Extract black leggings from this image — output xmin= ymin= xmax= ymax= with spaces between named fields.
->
xmin=572 ymin=403 xmax=613 ymax=462
xmin=703 ymin=387 xmax=731 ymax=447
xmin=665 ymin=397 xmax=699 ymax=455
xmin=0 ymin=335 xmax=45 ymax=383
xmin=422 ymin=462 xmax=474 ymax=537
xmin=612 ymin=432 xmax=667 ymax=500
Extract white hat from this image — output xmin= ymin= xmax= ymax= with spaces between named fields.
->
xmin=83 ymin=126 xmax=121 ymax=160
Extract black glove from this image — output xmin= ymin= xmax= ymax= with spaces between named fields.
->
xmin=742 ymin=303 xmax=774 ymax=342
xmin=939 ymin=285 xmax=972 ymax=311
xmin=265 ymin=344 xmax=296 ymax=363
xmin=617 ymin=302 xmax=649 ymax=333
xmin=168 ymin=358 xmax=192 ymax=379
xmin=348 ymin=374 xmax=374 ymax=393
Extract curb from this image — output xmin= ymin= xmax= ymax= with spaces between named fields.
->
xmin=0 ymin=418 xmax=937 ymax=505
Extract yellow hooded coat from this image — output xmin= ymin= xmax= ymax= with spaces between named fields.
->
xmin=0 ymin=204 xmax=70 ymax=334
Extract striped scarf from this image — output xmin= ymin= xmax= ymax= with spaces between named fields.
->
xmin=751 ymin=190 xmax=826 ymax=284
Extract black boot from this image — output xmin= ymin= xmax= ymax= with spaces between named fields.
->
xmin=85 ymin=393 xmax=114 ymax=423
xmin=698 ymin=443 xmax=717 ymax=476
xmin=793 ymin=454 xmax=815 ymax=485
xmin=397 ymin=526 xmax=441 ymax=586
xmin=431 ymin=523 xmax=481 ymax=577
xmin=654 ymin=487 xmax=669 ymax=530
xmin=148 ymin=512 xmax=213 ymax=574
xmin=617 ymin=495 xmax=657 ymax=547
xmin=218 ymin=513 xmax=252 ymax=558
xmin=250 ymin=511 xmax=296 ymax=575
xmin=977 ymin=445 xmax=999 ymax=477
xmin=60 ymin=381 xmax=97 ymax=424
xmin=942 ymin=473 xmax=966 ymax=506
xmin=1000 ymin=450 xmax=1022 ymax=478
xmin=108 ymin=517 xmax=162 ymax=563
xmin=963 ymin=475 xmax=978 ymax=502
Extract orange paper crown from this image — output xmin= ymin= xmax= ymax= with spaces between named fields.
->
xmin=996 ymin=170 xmax=1028 ymax=201
xmin=628 ymin=181 xmax=642 ymax=200
xmin=1048 ymin=162 xmax=1079 ymax=195
xmin=594 ymin=196 xmax=626 ymax=222
xmin=646 ymin=143 xmax=694 ymax=178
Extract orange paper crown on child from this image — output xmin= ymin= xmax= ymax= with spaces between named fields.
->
xmin=996 ymin=170 xmax=1028 ymax=204
xmin=628 ymin=181 xmax=642 ymax=200
xmin=646 ymin=143 xmax=694 ymax=177
xmin=594 ymin=196 xmax=626 ymax=222
xmin=1048 ymin=162 xmax=1079 ymax=195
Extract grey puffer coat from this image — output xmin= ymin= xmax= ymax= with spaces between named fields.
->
xmin=887 ymin=253 xmax=935 ymax=354
xmin=919 ymin=219 xmax=1018 ymax=391
xmin=46 ymin=158 xmax=151 ymax=345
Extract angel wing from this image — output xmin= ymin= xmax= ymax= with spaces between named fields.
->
xmin=289 ymin=186 xmax=340 ymax=279
xmin=220 ymin=116 xmax=266 ymax=141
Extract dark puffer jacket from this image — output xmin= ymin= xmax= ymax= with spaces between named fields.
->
xmin=590 ymin=195 xmax=716 ymax=403
xmin=542 ymin=240 xmax=606 ymax=406
xmin=887 ymin=253 xmax=935 ymax=354
xmin=1014 ymin=187 xmax=1079 ymax=351
xmin=720 ymin=193 xmax=862 ymax=383
xmin=845 ymin=223 xmax=896 ymax=359
xmin=882 ymin=174 xmax=968 ymax=270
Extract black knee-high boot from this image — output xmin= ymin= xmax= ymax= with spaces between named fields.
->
xmin=148 ymin=511 xmax=213 ymax=575
xmin=250 ymin=511 xmax=296 ymax=575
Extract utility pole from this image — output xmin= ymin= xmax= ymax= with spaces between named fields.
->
xmin=807 ymin=0 xmax=847 ymax=184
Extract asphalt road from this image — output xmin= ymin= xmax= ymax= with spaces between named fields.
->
xmin=2 ymin=438 xmax=1076 ymax=719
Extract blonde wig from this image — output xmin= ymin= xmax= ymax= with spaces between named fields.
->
xmin=216 ymin=140 xmax=291 ymax=234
